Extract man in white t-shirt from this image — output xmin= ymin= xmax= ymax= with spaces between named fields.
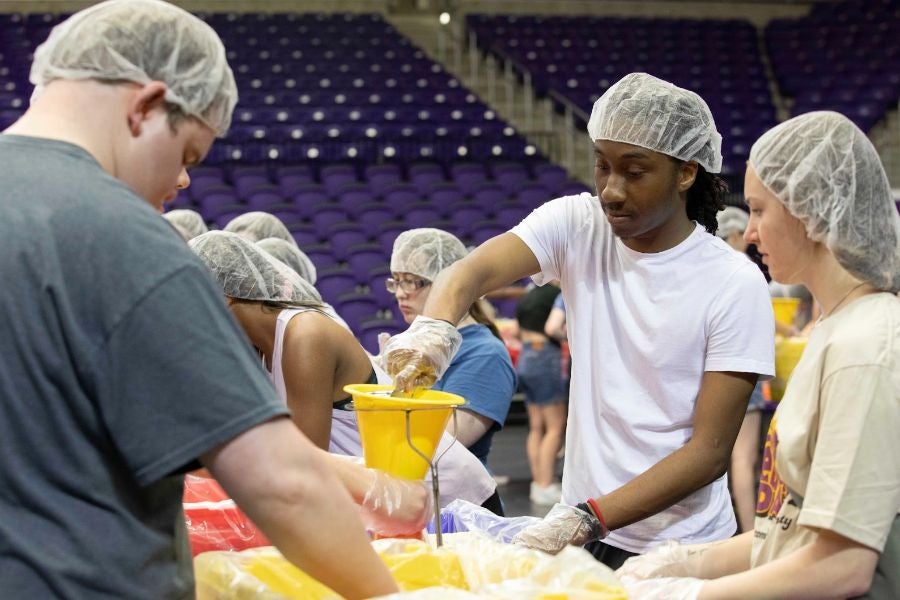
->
xmin=383 ymin=72 xmax=775 ymax=568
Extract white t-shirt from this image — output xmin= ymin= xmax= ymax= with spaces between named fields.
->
xmin=753 ymin=293 xmax=900 ymax=567
xmin=512 ymin=193 xmax=775 ymax=552
xmin=268 ymin=308 xmax=496 ymax=508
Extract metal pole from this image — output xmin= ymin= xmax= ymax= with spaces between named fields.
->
xmin=504 ymin=59 xmax=514 ymax=116
xmin=524 ymin=71 xmax=533 ymax=131
xmin=487 ymin=57 xmax=496 ymax=105
xmin=468 ymin=31 xmax=478 ymax=84
xmin=564 ymin=103 xmax=574 ymax=169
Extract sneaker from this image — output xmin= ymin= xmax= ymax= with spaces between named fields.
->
xmin=492 ymin=473 xmax=511 ymax=486
xmin=529 ymin=481 xmax=562 ymax=506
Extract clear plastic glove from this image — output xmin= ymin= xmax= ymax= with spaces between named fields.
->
xmin=621 ymin=575 xmax=705 ymax=599
xmin=616 ymin=540 xmax=697 ymax=580
xmin=359 ymin=469 xmax=433 ymax=537
xmin=383 ymin=316 xmax=462 ymax=392
xmin=511 ymin=503 xmax=604 ymax=555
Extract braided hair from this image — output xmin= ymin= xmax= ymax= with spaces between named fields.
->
xmin=684 ymin=164 xmax=728 ymax=235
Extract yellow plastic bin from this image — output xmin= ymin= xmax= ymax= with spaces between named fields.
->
xmin=771 ymin=336 xmax=808 ymax=401
xmin=344 ymin=384 xmax=465 ymax=480
xmin=772 ymin=297 xmax=800 ymax=328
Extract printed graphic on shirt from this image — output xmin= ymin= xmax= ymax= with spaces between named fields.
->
xmin=756 ymin=415 xmax=788 ymax=519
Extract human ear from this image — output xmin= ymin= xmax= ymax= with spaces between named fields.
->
xmin=126 ymin=81 xmax=169 ymax=136
xmin=676 ymin=160 xmax=699 ymax=192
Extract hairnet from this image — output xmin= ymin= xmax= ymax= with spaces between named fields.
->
xmin=189 ymin=231 xmax=322 ymax=304
xmin=30 ymin=0 xmax=237 ymax=136
xmin=749 ymin=111 xmax=900 ymax=293
xmin=390 ymin=228 xmax=468 ymax=281
xmin=587 ymin=72 xmax=722 ymax=173
xmin=715 ymin=206 xmax=749 ymax=239
xmin=224 ymin=212 xmax=295 ymax=245
xmin=163 ymin=209 xmax=208 ymax=241
xmin=256 ymin=237 xmax=317 ymax=285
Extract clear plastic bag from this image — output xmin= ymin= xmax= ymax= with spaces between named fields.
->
xmin=193 ymin=532 xmax=627 ymax=599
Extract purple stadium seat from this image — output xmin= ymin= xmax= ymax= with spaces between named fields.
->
xmin=316 ymin=268 xmax=358 ymax=301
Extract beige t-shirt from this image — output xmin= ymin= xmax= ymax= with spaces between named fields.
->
xmin=752 ymin=293 xmax=900 ymax=568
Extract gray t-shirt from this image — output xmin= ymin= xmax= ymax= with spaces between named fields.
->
xmin=0 ymin=135 xmax=289 ymax=598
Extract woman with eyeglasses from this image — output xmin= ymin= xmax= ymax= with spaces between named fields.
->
xmin=189 ymin=231 xmax=499 ymax=513
xmin=388 ymin=229 xmax=516 ymax=487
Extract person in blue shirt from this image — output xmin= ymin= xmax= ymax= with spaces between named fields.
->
xmin=388 ymin=228 xmax=515 ymax=482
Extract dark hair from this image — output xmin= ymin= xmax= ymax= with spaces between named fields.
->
xmin=682 ymin=163 xmax=728 ymax=235
xmin=468 ymin=299 xmax=501 ymax=340
xmin=230 ymin=297 xmax=324 ymax=313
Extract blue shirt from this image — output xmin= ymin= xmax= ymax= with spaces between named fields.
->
xmin=433 ymin=324 xmax=516 ymax=464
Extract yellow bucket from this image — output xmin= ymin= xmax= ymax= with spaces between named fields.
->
xmin=771 ymin=336 xmax=808 ymax=401
xmin=344 ymin=384 xmax=465 ymax=480
xmin=772 ymin=297 xmax=800 ymax=327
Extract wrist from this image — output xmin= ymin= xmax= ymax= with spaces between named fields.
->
xmin=576 ymin=498 xmax=610 ymax=540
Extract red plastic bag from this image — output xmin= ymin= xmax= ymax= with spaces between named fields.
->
xmin=183 ymin=475 xmax=270 ymax=556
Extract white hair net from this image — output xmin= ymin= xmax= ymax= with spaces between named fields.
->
xmin=189 ymin=231 xmax=322 ymax=304
xmin=715 ymin=206 xmax=749 ymax=239
xmin=163 ymin=209 xmax=208 ymax=241
xmin=587 ymin=73 xmax=723 ymax=173
xmin=30 ymin=0 xmax=237 ymax=136
xmin=390 ymin=228 xmax=468 ymax=281
xmin=749 ymin=111 xmax=900 ymax=293
xmin=256 ymin=237 xmax=317 ymax=285
xmin=224 ymin=212 xmax=295 ymax=245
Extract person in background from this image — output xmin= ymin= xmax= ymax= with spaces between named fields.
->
xmin=619 ymin=111 xmax=899 ymax=599
xmin=163 ymin=208 xmax=208 ymax=241
xmin=383 ymin=73 xmax=775 ymax=568
xmin=257 ymin=236 xmax=318 ymax=285
xmin=0 ymin=2 xmax=401 ymax=597
xmin=389 ymin=229 xmax=515 ymax=479
xmin=255 ymin=235 xmax=350 ymax=330
xmin=544 ymin=292 xmax=568 ymax=342
xmin=192 ymin=231 xmax=499 ymax=513
xmin=715 ymin=206 xmax=769 ymax=535
xmin=515 ymin=281 xmax=568 ymax=506
xmin=224 ymin=210 xmax=295 ymax=244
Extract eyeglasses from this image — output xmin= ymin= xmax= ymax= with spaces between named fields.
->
xmin=385 ymin=277 xmax=431 ymax=294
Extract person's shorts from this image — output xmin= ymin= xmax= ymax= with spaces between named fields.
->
xmin=747 ymin=381 xmax=765 ymax=412
xmin=517 ymin=340 xmax=566 ymax=406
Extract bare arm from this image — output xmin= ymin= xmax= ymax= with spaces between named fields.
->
xmin=701 ymin=529 xmax=878 ymax=599
xmin=594 ymin=371 xmax=756 ymax=530
xmin=202 ymin=418 xmax=398 ymax=599
xmin=281 ymin=313 xmax=342 ymax=450
xmin=544 ymin=306 xmax=567 ymax=341
xmin=451 ymin=409 xmax=494 ymax=447
xmin=424 ymin=233 xmax=541 ymax=324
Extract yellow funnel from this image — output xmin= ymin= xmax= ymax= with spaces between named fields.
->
xmin=344 ymin=384 xmax=465 ymax=480
xmin=772 ymin=297 xmax=800 ymax=327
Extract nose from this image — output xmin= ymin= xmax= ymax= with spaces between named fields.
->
xmin=600 ymin=172 xmax=626 ymax=204
xmin=743 ymin=219 xmax=759 ymax=246
xmin=176 ymin=168 xmax=191 ymax=190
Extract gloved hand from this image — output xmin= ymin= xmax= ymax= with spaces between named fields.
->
xmin=616 ymin=540 xmax=698 ymax=580
xmin=383 ymin=316 xmax=462 ymax=392
xmin=511 ymin=503 xmax=605 ymax=555
xmin=359 ymin=469 xmax=433 ymax=537
xmin=621 ymin=576 xmax=705 ymax=600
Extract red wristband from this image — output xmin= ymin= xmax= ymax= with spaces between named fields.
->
xmin=586 ymin=498 xmax=607 ymax=530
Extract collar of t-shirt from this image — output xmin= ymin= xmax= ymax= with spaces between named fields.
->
xmin=614 ymin=222 xmax=707 ymax=264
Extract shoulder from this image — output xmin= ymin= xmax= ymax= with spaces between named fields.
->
xmin=821 ymin=293 xmax=900 ymax=373
xmin=457 ymin=326 xmax=514 ymax=365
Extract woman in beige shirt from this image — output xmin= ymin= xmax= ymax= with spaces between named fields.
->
xmin=618 ymin=112 xmax=900 ymax=599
